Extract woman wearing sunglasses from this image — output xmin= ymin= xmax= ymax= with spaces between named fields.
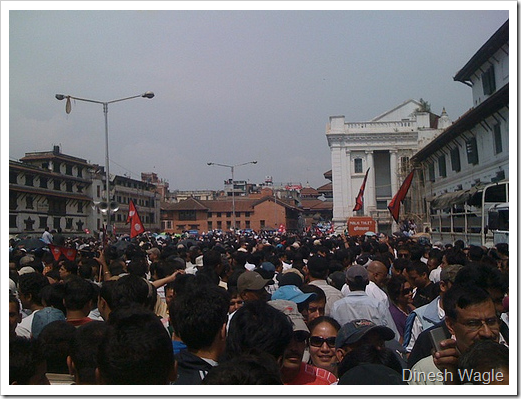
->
xmin=387 ymin=275 xmax=415 ymax=343
xmin=307 ymin=316 xmax=341 ymax=376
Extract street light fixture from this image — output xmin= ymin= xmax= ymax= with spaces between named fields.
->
xmin=55 ymin=91 xmax=154 ymax=238
xmin=207 ymin=161 xmax=257 ymax=232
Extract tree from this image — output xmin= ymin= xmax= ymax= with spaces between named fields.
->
xmin=415 ymin=98 xmax=431 ymax=113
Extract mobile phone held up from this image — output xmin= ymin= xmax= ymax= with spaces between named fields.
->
xmin=428 ymin=326 xmax=450 ymax=352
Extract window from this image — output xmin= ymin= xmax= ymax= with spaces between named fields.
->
xmin=9 ymin=192 xmax=17 ymax=210
xmin=10 ymin=171 xmax=17 ymax=184
xmin=39 ymin=217 xmax=47 ymax=229
xmin=179 ymin=210 xmax=196 ymax=221
xmin=226 ymin=221 xmax=231 ymax=229
xmin=428 ymin=163 xmax=435 ymax=182
xmin=25 ymin=174 xmax=34 ymax=187
xmin=494 ymin=124 xmax=503 ymax=154
xmin=77 ymin=185 xmax=83 ymax=193
xmin=377 ymin=200 xmax=388 ymax=210
xmin=40 ymin=177 xmax=48 ymax=188
xmin=482 ymin=65 xmax=496 ymax=96
xmin=208 ymin=221 xmax=213 ymax=230
xmin=77 ymin=167 xmax=83 ymax=178
xmin=65 ymin=164 xmax=73 ymax=175
xmin=48 ymin=198 xmax=66 ymax=215
xmin=10 ymin=215 xmax=17 ymax=228
xmin=400 ymin=157 xmax=410 ymax=175
xmin=226 ymin=212 xmax=231 ymax=218
xmin=53 ymin=180 xmax=61 ymax=190
xmin=66 ymin=218 xmax=73 ymax=229
xmin=236 ymin=212 xmax=241 ymax=218
xmin=77 ymin=202 xmax=84 ymax=213
xmin=76 ymin=220 xmax=84 ymax=232
xmin=438 ymin=155 xmax=447 ymax=178
xmin=53 ymin=162 xmax=61 ymax=173
xmin=245 ymin=220 xmax=251 ymax=229
xmin=217 ymin=212 xmax=222 ymax=218
xmin=97 ymin=185 xmax=101 ymax=197
xmin=466 ymin=137 xmax=479 ymax=165
xmin=450 ymin=147 xmax=461 ymax=172
xmin=26 ymin=196 xmax=34 ymax=209
xmin=208 ymin=212 xmax=213 ymax=218
xmin=53 ymin=217 xmax=61 ymax=230
xmin=217 ymin=221 xmax=222 ymax=229
xmin=245 ymin=212 xmax=251 ymax=217
xmin=24 ymin=217 xmax=35 ymax=231
xmin=354 ymin=158 xmax=363 ymax=174
xmin=66 ymin=182 xmax=73 ymax=192
xmin=260 ymin=220 xmax=266 ymax=228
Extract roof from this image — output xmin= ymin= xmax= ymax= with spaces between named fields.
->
xmin=161 ymin=197 xmax=208 ymax=211
xmin=324 ymin=170 xmax=332 ymax=180
xmin=412 ymin=84 xmax=508 ymax=162
xmin=300 ymin=199 xmax=333 ymax=211
xmin=300 ymin=187 xmax=319 ymax=197
xmin=316 ymin=182 xmax=332 ymax=192
xmin=20 ymin=151 xmax=91 ymax=167
xmin=454 ymin=20 xmax=509 ymax=83
xmin=161 ymin=196 xmax=301 ymax=213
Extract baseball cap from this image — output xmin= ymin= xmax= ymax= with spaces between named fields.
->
xmin=346 ymin=265 xmax=369 ymax=283
xmin=338 ymin=363 xmax=406 ymax=385
xmin=146 ymin=247 xmax=161 ymax=257
xmin=31 ymin=307 xmax=66 ymax=339
xmin=18 ymin=266 xmax=36 ymax=275
xmin=271 ymin=285 xmax=317 ymax=304
xmin=268 ymin=299 xmax=309 ymax=333
xmin=260 ymin=262 xmax=276 ymax=273
xmin=237 ymin=271 xmax=272 ymax=293
xmin=20 ymin=255 xmax=35 ymax=266
xmin=335 ymin=319 xmax=394 ymax=349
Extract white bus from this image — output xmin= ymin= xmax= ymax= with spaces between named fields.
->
xmin=429 ymin=181 xmax=508 ymax=247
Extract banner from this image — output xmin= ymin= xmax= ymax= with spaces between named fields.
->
xmin=49 ymin=244 xmax=77 ymax=262
xmin=353 ymin=168 xmax=370 ymax=212
xmin=388 ymin=170 xmax=415 ymax=223
xmin=127 ymin=199 xmax=145 ymax=238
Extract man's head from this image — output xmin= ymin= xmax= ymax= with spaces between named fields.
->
xmin=18 ymin=272 xmax=50 ymax=309
xmin=237 ymin=271 xmax=272 ymax=302
xmin=268 ymin=300 xmax=310 ymax=379
xmin=439 ymin=264 xmax=464 ymax=297
xmin=170 ymin=284 xmax=230 ymax=355
xmin=300 ymin=284 xmax=326 ymax=324
xmin=63 ymin=276 xmax=95 ymax=316
xmin=346 ymin=265 xmax=369 ymax=291
xmin=305 ymin=256 xmax=329 ymax=280
xmin=405 ymin=261 xmax=430 ymax=289
xmin=225 ymin=300 xmax=293 ymax=362
xmin=443 ymin=284 xmax=500 ymax=354
xmin=366 ymin=261 xmax=389 ymax=289
xmin=146 ymin=247 xmax=161 ymax=262
xmin=9 ymin=337 xmax=49 ymax=385
xmin=96 ymin=307 xmax=174 ymax=384
xmin=271 ymin=285 xmax=316 ymax=317
xmin=334 ymin=319 xmax=395 ymax=363
xmin=9 ymin=294 xmax=22 ymax=337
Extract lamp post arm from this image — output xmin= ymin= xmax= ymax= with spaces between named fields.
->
xmin=107 ymin=94 xmax=146 ymax=105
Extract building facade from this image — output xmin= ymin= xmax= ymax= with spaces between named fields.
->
xmin=411 ymin=20 xmax=509 ymax=245
xmin=326 ymin=101 xmax=451 ymax=234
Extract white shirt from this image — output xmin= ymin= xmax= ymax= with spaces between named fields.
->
xmin=429 ymin=266 xmax=442 ymax=283
xmin=330 ymin=291 xmax=400 ymax=339
xmin=341 ymin=281 xmax=389 ymax=309
xmin=309 ymin=279 xmax=344 ymax=316
xmin=15 ymin=309 xmax=39 ymax=338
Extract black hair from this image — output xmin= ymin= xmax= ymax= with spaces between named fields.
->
xmin=225 ymin=300 xmax=293 ymax=361
xmin=36 ymin=320 xmax=76 ymax=374
xmin=9 ymin=293 xmax=20 ymax=313
xmin=201 ymin=349 xmax=283 ymax=385
xmin=409 ymin=244 xmax=424 ymax=261
xmin=70 ymin=321 xmax=109 ymax=384
xmin=457 ymin=341 xmax=508 ymax=384
xmin=454 ymin=264 xmax=507 ymax=295
xmin=9 ymin=336 xmax=46 ymax=384
xmin=443 ymin=284 xmax=492 ymax=320
xmin=98 ymin=280 xmax=117 ymax=310
xmin=387 ymin=274 xmax=408 ymax=303
xmin=170 ymin=284 xmax=230 ymax=350
xmin=337 ymin=344 xmax=403 ymax=378
xmin=78 ymin=263 xmax=94 ymax=280
xmin=405 ymin=260 xmax=429 ymax=276
xmin=308 ymin=315 xmax=341 ymax=333
xmin=61 ymin=260 xmax=79 ymax=275
xmin=307 ymin=256 xmax=329 ymax=279
xmin=64 ymin=276 xmax=95 ymax=311
xmin=110 ymin=274 xmax=150 ymax=311
xmin=467 ymin=245 xmax=485 ymax=262
xmin=444 ymin=248 xmax=467 ymax=266
xmin=392 ymin=258 xmax=410 ymax=273
xmin=97 ymin=307 xmax=174 ymax=384
xmin=300 ymin=284 xmax=326 ymax=304
xmin=127 ymin=258 xmax=149 ymax=278
xmin=153 ymin=260 xmax=176 ymax=280
xmin=18 ymin=272 xmax=50 ymax=306
xmin=40 ymin=283 xmax=66 ymax=314
xmin=202 ymin=249 xmax=223 ymax=269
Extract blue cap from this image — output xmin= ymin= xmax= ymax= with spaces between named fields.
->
xmin=31 ymin=307 xmax=66 ymax=338
xmin=271 ymin=285 xmax=317 ymax=304
xmin=260 ymin=262 xmax=276 ymax=272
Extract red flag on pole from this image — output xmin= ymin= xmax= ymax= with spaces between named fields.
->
xmin=49 ymin=244 xmax=78 ymax=262
xmin=388 ymin=170 xmax=415 ymax=223
xmin=127 ymin=199 xmax=145 ymax=238
xmin=353 ymin=168 xmax=370 ymax=212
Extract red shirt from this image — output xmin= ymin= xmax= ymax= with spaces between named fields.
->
xmin=286 ymin=363 xmax=338 ymax=385
xmin=66 ymin=317 xmax=92 ymax=327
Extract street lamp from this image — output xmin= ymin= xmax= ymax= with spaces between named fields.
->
xmin=207 ymin=161 xmax=257 ymax=231
xmin=56 ymin=91 xmax=154 ymax=237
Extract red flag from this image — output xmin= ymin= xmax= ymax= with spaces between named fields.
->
xmin=49 ymin=244 xmax=77 ymax=261
xmin=353 ymin=168 xmax=370 ymax=212
xmin=388 ymin=170 xmax=415 ymax=223
xmin=127 ymin=200 xmax=145 ymax=238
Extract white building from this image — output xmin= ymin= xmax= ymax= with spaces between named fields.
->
xmin=411 ymin=19 xmax=509 ymax=245
xmin=326 ymin=101 xmax=450 ymax=234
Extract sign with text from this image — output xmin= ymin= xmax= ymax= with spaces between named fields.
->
xmin=348 ymin=217 xmax=376 ymax=236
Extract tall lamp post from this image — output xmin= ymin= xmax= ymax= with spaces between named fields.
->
xmin=56 ymin=91 xmax=154 ymax=236
xmin=207 ymin=161 xmax=257 ymax=231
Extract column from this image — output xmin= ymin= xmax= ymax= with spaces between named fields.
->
xmin=344 ymin=149 xmax=352 ymax=218
xmin=365 ymin=150 xmax=376 ymax=212
xmin=390 ymin=150 xmax=398 ymax=195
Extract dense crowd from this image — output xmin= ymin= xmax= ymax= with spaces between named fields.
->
xmin=8 ymin=228 xmax=509 ymax=386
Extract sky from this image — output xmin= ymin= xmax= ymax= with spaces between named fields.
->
xmin=5 ymin=2 xmax=511 ymax=192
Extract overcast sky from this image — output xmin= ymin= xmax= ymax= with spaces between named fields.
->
xmin=5 ymin=3 xmax=510 ymax=192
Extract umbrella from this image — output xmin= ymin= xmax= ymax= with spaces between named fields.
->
xmin=364 ymin=231 xmax=377 ymax=237
xmin=16 ymin=238 xmax=48 ymax=251
xmin=112 ymin=240 xmax=131 ymax=251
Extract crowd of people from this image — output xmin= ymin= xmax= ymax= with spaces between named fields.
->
xmin=8 ymin=228 xmax=510 ymax=387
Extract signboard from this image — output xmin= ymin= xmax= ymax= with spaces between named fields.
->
xmin=347 ymin=217 xmax=376 ymax=236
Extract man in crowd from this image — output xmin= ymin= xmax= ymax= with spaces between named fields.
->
xmin=304 ymin=256 xmax=343 ymax=316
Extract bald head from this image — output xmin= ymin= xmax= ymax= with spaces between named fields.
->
xmin=366 ymin=261 xmax=389 ymax=288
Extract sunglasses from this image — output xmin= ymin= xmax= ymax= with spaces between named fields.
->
xmin=229 ymin=300 xmax=244 ymax=306
xmin=309 ymin=336 xmax=336 ymax=348
xmin=293 ymin=331 xmax=310 ymax=343
xmin=397 ymin=254 xmax=409 ymax=258
xmin=402 ymin=288 xmax=412 ymax=295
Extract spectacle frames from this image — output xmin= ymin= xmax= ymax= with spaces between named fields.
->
xmin=293 ymin=331 xmax=310 ymax=343
xmin=309 ymin=336 xmax=336 ymax=348
xmin=397 ymin=254 xmax=409 ymax=258
xmin=458 ymin=317 xmax=500 ymax=332
xmin=229 ymin=300 xmax=244 ymax=306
